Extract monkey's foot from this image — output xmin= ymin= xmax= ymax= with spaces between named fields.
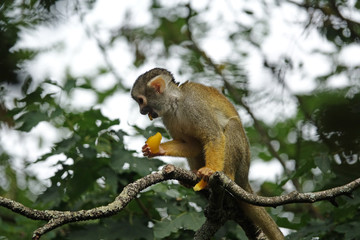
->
xmin=193 ymin=167 xmax=215 ymax=191
xmin=197 ymin=167 xmax=215 ymax=181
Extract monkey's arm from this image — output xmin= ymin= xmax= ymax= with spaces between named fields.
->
xmin=143 ymin=139 xmax=202 ymax=158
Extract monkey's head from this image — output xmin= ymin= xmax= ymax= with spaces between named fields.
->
xmin=131 ymin=68 xmax=180 ymax=120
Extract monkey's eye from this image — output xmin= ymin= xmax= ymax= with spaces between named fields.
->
xmin=137 ymin=96 xmax=144 ymax=104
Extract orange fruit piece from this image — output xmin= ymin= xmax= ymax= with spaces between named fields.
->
xmin=146 ymin=132 xmax=162 ymax=153
xmin=193 ymin=178 xmax=207 ymax=191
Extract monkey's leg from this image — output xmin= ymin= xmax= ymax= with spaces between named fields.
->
xmin=198 ymin=133 xmax=230 ymax=181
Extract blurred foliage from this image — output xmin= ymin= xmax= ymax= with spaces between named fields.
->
xmin=0 ymin=0 xmax=360 ymax=239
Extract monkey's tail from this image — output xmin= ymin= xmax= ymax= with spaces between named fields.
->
xmin=238 ymin=199 xmax=284 ymax=240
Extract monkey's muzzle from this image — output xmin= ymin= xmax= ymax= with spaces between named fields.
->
xmin=140 ymin=106 xmax=158 ymax=120
xmin=147 ymin=112 xmax=158 ymax=120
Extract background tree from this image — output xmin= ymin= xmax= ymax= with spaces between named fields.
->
xmin=0 ymin=0 xmax=359 ymax=239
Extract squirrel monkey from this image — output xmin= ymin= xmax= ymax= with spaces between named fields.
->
xmin=131 ymin=68 xmax=284 ymax=240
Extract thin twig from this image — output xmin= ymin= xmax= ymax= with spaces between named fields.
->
xmin=210 ymin=171 xmax=360 ymax=207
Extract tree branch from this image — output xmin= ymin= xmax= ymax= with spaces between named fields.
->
xmin=287 ymin=0 xmax=360 ymax=39
xmin=0 ymin=164 xmax=197 ymax=240
xmin=210 ymin=171 xmax=360 ymax=207
xmin=1 ymin=165 xmax=359 ymax=239
xmin=195 ymin=175 xmax=227 ymax=240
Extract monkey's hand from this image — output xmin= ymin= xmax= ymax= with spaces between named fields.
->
xmin=142 ymin=143 xmax=165 ymax=158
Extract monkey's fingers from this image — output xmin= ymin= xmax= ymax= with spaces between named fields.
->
xmin=142 ymin=144 xmax=149 ymax=151
xmin=142 ymin=144 xmax=165 ymax=158
xmin=196 ymin=167 xmax=215 ymax=182
xmin=142 ymin=144 xmax=153 ymax=158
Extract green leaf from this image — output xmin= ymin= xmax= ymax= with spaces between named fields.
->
xmin=63 ymin=77 xmax=77 ymax=93
xmin=335 ymin=222 xmax=360 ymax=239
xmin=67 ymin=158 xmax=103 ymax=200
xmin=37 ymin=180 xmax=63 ymax=205
xmin=17 ymin=86 xmax=43 ymax=104
xmin=17 ymin=111 xmax=48 ymax=132
xmin=244 ymin=9 xmax=254 ymax=15
xmin=356 ymin=1 xmax=360 ymax=9
xmin=70 ymin=217 xmax=153 ymax=240
xmin=286 ymin=220 xmax=332 ymax=239
xmin=44 ymin=134 xmax=81 ymax=158
xmin=260 ymin=181 xmax=284 ymax=196
xmin=129 ymin=157 xmax=164 ymax=176
xmin=154 ymin=212 xmax=205 ymax=238
xmin=276 ymin=216 xmax=300 ymax=230
xmin=258 ymin=151 xmax=273 ymax=161
xmin=99 ymin=168 xmax=118 ymax=194
xmin=314 ymin=154 xmax=331 ymax=173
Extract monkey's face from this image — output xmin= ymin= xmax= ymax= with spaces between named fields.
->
xmin=132 ymin=93 xmax=160 ymax=120
xmin=131 ymin=68 xmax=179 ymax=121
xmin=131 ymin=80 xmax=164 ymax=120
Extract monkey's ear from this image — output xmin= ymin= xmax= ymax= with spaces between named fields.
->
xmin=148 ymin=75 xmax=166 ymax=93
